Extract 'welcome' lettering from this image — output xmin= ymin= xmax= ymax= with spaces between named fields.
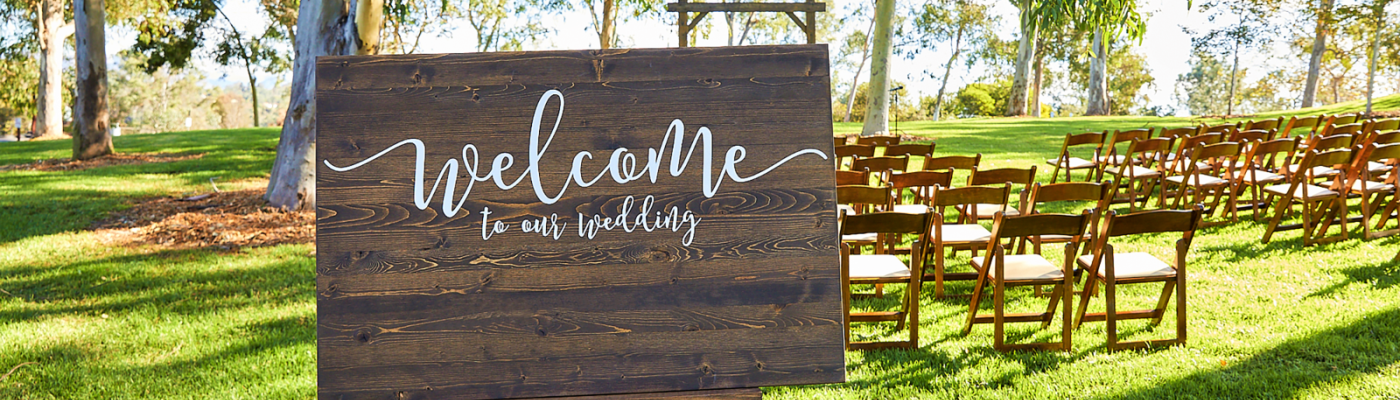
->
xmin=323 ymin=89 xmax=828 ymax=216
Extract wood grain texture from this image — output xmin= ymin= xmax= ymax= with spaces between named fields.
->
xmin=316 ymin=45 xmax=843 ymax=400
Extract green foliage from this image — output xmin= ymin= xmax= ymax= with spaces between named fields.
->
xmin=130 ymin=0 xmax=219 ymax=73
xmin=108 ymin=50 xmax=224 ymax=132
xmin=834 ymin=81 xmax=923 ymax=123
xmin=950 ymin=79 xmax=1010 ymax=117
xmin=1174 ymin=50 xmax=1233 ymax=116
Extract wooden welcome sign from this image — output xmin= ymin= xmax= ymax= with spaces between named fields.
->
xmin=315 ymin=45 xmax=844 ymax=399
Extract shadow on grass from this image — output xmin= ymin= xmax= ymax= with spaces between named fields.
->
xmin=0 ymin=247 xmax=312 ymax=322
xmin=1092 ymin=306 xmax=1400 ymax=399
xmin=0 ymin=129 xmax=278 ymax=245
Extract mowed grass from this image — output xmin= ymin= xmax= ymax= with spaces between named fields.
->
xmin=0 ymin=95 xmax=1398 ymax=399
xmin=0 ymin=129 xmax=317 ymax=399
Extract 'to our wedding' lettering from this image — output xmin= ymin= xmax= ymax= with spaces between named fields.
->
xmin=322 ymin=89 xmax=828 ymax=224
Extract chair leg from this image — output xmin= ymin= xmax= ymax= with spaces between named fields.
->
xmin=1041 ymin=284 xmax=1062 ymax=330
xmin=1061 ymin=273 xmax=1074 ymax=352
xmin=1074 ymin=273 xmax=1099 ymax=330
xmin=1149 ymin=280 xmax=1176 ymax=326
xmin=1261 ymin=195 xmax=1293 ymax=244
xmin=993 ymin=274 xmax=1005 ymax=351
xmin=962 ymin=273 xmax=987 ymax=335
xmin=1175 ymin=270 xmax=1188 ymax=344
xmin=1105 ymin=272 xmax=1119 ymax=350
xmin=934 ymin=244 xmax=946 ymax=299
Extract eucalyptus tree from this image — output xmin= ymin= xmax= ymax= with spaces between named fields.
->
xmin=859 ymin=0 xmax=894 ymax=135
xmin=1301 ymin=0 xmax=1333 ymax=108
xmin=910 ymin=0 xmax=996 ymax=121
xmin=466 ymin=0 xmax=566 ymax=52
xmin=582 ymin=0 xmax=658 ymax=49
xmin=836 ymin=9 xmax=874 ymax=122
xmin=1188 ymin=0 xmax=1279 ymax=116
xmin=1005 ymin=0 xmax=1149 ymax=116
xmin=267 ymin=0 xmax=384 ymax=210
xmin=36 ymin=0 xmax=70 ymax=138
xmin=72 ymin=0 xmax=111 ymax=159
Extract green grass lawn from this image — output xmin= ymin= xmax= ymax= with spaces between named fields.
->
xmin=2 ymin=96 xmax=1399 ymax=399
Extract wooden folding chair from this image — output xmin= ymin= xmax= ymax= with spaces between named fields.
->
xmin=1362 ymin=131 xmax=1400 ymax=174
xmin=1281 ymin=115 xmax=1325 ymax=138
xmin=1289 ymin=133 xmax=1354 ymax=181
xmin=856 ymin=135 xmax=901 ymax=147
xmin=1229 ymin=128 xmax=1274 ymax=144
xmin=1327 ymin=113 xmax=1362 ymax=127
xmin=1020 ymin=181 xmax=1114 ymax=255
xmin=1098 ymin=129 xmax=1153 ymax=173
xmin=1165 ymin=132 xmax=1224 ymax=176
xmin=1047 ymin=131 xmax=1106 ymax=183
xmin=1074 ymin=205 xmax=1203 ymax=351
xmin=923 ymin=154 xmax=981 ymax=173
xmin=1320 ymin=122 xmax=1364 ymax=138
xmin=1346 ymin=143 xmax=1400 ymax=240
xmin=1242 ymin=117 xmax=1284 ymax=132
xmin=1157 ymin=126 xmax=1202 ymax=140
xmin=1164 ymin=141 xmax=1243 ymax=226
xmin=889 ymin=170 xmax=954 ymax=216
xmin=835 ymin=136 xmax=850 ymax=147
xmin=1261 ymin=148 xmax=1357 ymax=246
xmin=837 ymin=185 xmax=894 ymax=252
xmin=885 ymin=143 xmax=937 ymax=171
xmin=1364 ymin=118 xmax=1399 ymax=135
xmin=963 ymin=211 xmax=1094 ymax=352
xmin=835 ymin=144 xmax=876 ymax=170
xmin=960 ymin=166 xmax=1037 ymax=222
xmin=840 ymin=211 xmax=935 ymax=350
xmin=924 ymin=184 xmax=1008 ymax=298
xmin=1236 ymin=137 xmax=1301 ymax=221
xmin=852 ymin=156 xmax=909 ymax=186
xmin=835 ymin=169 xmax=871 ymax=186
xmin=1201 ymin=123 xmax=1235 ymax=136
xmin=1105 ymin=137 xmax=1173 ymax=212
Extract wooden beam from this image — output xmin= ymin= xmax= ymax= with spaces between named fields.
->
xmin=666 ymin=2 xmax=826 ymax=13
xmin=784 ymin=11 xmax=806 ymax=31
xmin=688 ymin=11 xmax=709 ymax=30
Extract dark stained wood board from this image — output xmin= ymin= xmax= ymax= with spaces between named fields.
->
xmin=315 ymin=45 xmax=844 ymax=400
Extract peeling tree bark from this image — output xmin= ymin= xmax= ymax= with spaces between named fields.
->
xmin=1085 ymin=29 xmax=1110 ymax=116
xmin=843 ymin=16 xmax=876 ymax=123
xmin=860 ymin=0 xmax=895 ymax=136
xmin=1302 ymin=0 xmax=1332 ymax=108
xmin=73 ymin=0 xmax=111 ymax=160
xmin=1029 ymin=36 xmax=1045 ymax=117
xmin=1005 ymin=0 xmax=1036 ymax=117
xmin=932 ymin=22 xmax=965 ymax=122
xmin=266 ymin=0 xmax=384 ymax=211
xmin=36 ymin=0 xmax=71 ymax=139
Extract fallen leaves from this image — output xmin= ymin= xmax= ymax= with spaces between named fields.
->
xmin=92 ymin=188 xmax=313 ymax=251
xmin=0 ymin=152 xmax=204 ymax=172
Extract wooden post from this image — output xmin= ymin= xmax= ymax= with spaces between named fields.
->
xmin=804 ymin=0 xmax=816 ymax=44
xmin=678 ymin=0 xmax=689 ymax=47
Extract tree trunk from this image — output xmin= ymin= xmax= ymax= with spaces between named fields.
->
xmin=247 ymin=69 xmax=260 ymax=127
xmin=859 ymin=0 xmax=895 ymax=136
xmin=843 ymin=16 xmax=876 ymax=122
xmin=600 ymin=0 xmax=615 ymax=49
xmin=932 ymin=23 xmax=965 ymax=122
xmin=36 ymin=0 xmax=70 ymax=139
xmin=1085 ymin=29 xmax=1110 ymax=116
xmin=1005 ymin=0 xmax=1036 ymax=117
xmin=1366 ymin=3 xmax=1382 ymax=115
xmin=266 ymin=0 xmax=384 ymax=211
xmin=1302 ymin=0 xmax=1332 ymax=108
xmin=1029 ymin=36 xmax=1045 ymax=117
xmin=1226 ymin=37 xmax=1240 ymax=116
xmin=73 ymin=0 xmax=111 ymax=160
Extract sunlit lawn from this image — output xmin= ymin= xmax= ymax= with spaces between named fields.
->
xmin=2 ymin=95 xmax=1399 ymax=399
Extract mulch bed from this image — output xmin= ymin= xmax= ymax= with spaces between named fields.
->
xmin=92 ymin=188 xmax=314 ymax=251
xmin=0 ymin=152 xmax=204 ymax=172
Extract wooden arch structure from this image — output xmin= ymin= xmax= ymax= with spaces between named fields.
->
xmin=665 ymin=0 xmax=827 ymax=47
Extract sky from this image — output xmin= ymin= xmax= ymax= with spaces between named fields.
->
xmin=104 ymin=0 xmax=1396 ymax=115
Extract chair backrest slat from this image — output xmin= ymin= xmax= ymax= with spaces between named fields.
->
xmin=1104 ymin=207 xmax=1203 ymax=237
xmin=840 ymin=211 xmax=933 ymax=236
xmin=884 ymin=143 xmax=936 ymax=158
xmin=923 ymin=154 xmax=981 ymax=171
xmin=835 ymin=169 xmax=870 ymax=186
xmin=989 ymin=211 xmax=1093 ymax=239
xmin=856 ymin=135 xmax=901 ymax=147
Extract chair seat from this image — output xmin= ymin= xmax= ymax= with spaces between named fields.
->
xmin=849 ymin=254 xmax=911 ymax=279
xmin=1105 ymin=165 xmax=1160 ymax=178
xmin=1165 ymin=174 xmax=1229 ymax=186
xmin=1263 ymin=183 xmax=1339 ymax=199
xmin=843 ymin=232 xmax=878 ymax=242
xmin=1077 ymin=253 xmax=1176 ymax=279
xmin=1351 ymin=179 xmax=1395 ymax=193
xmin=1240 ymin=169 xmax=1285 ymax=184
xmin=1369 ymin=161 xmax=1391 ymax=174
xmin=958 ymin=203 xmax=1018 ymax=218
xmin=971 ymin=255 xmax=1063 ymax=280
xmin=937 ymin=224 xmax=992 ymax=243
xmin=892 ymin=204 xmax=928 ymax=214
xmin=1048 ymin=157 xmax=1096 ymax=169
xmin=1095 ymin=154 xmax=1134 ymax=165
xmin=1287 ymin=164 xmax=1341 ymax=177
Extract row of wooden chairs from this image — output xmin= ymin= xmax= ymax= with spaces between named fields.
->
xmin=840 ymin=188 xmax=1204 ymax=352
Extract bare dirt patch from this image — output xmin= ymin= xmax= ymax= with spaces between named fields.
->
xmin=0 ymin=152 xmax=204 ymax=172
xmin=92 ymin=188 xmax=314 ymax=251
